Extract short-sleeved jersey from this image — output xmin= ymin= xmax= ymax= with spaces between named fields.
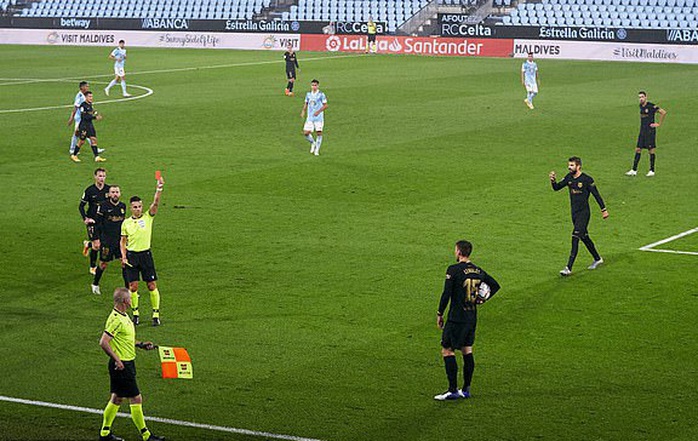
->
xmin=367 ymin=22 xmax=377 ymax=35
xmin=111 ymin=47 xmax=126 ymax=67
xmin=522 ymin=60 xmax=538 ymax=84
xmin=121 ymin=211 xmax=155 ymax=252
xmin=305 ymin=90 xmax=327 ymax=123
xmin=96 ymin=200 xmax=127 ymax=241
xmin=73 ymin=91 xmax=86 ymax=121
xmin=81 ymin=184 xmax=110 ymax=219
xmin=438 ymin=261 xmax=501 ymax=324
xmin=640 ymin=102 xmax=660 ymax=131
xmin=284 ymin=51 xmax=299 ymax=70
xmin=104 ymin=308 xmax=136 ymax=361
xmin=78 ymin=101 xmax=97 ymax=127
xmin=552 ymin=172 xmax=606 ymax=214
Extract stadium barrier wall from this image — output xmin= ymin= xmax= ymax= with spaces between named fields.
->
xmin=512 ymin=39 xmax=698 ymax=64
xmin=0 ymin=28 xmax=300 ymax=50
xmin=300 ymin=33 xmax=514 ymax=57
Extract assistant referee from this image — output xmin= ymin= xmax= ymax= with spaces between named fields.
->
xmin=120 ymin=176 xmax=164 ymax=326
xmin=98 ymin=287 xmax=164 ymax=441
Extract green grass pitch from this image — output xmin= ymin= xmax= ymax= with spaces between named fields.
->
xmin=0 ymin=45 xmax=697 ymax=441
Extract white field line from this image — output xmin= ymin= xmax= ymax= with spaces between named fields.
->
xmin=638 ymin=227 xmax=698 ymax=256
xmin=0 ymin=395 xmax=326 ymax=441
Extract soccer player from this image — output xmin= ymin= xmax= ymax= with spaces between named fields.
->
xmin=105 ymin=40 xmax=131 ymax=97
xmin=550 ymin=156 xmax=609 ymax=276
xmin=521 ymin=52 xmax=538 ymax=109
xmin=284 ymin=43 xmax=299 ymax=96
xmin=67 ymin=81 xmax=97 ymax=155
xmin=71 ymin=91 xmax=107 ymax=163
xmin=626 ymin=91 xmax=667 ymax=177
xmin=301 ymin=79 xmax=328 ymax=156
xmin=80 ymin=168 xmax=110 ymax=275
xmin=366 ymin=18 xmax=377 ymax=54
xmin=120 ymin=176 xmax=164 ymax=326
xmin=92 ymin=185 xmax=127 ymax=295
xmin=98 ymin=287 xmax=164 ymax=441
xmin=435 ymin=240 xmax=501 ymax=401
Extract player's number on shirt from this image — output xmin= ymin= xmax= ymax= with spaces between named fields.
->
xmin=463 ymin=279 xmax=481 ymax=304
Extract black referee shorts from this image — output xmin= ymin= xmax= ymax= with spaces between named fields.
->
xmin=108 ymin=359 xmax=140 ymax=398
xmin=124 ymin=250 xmax=158 ymax=283
xmin=441 ymin=320 xmax=476 ymax=350
xmin=368 ymin=34 xmax=376 ymax=43
xmin=637 ymin=128 xmax=657 ymax=149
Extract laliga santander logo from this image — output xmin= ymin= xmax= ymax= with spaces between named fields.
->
xmin=326 ymin=35 xmax=341 ymax=52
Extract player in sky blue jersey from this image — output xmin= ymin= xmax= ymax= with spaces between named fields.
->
xmin=105 ymin=40 xmax=131 ymax=97
xmin=301 ymin=79 xmax=328 ymax=156
xmin=521 ymin=52 xmax=539 ymax=110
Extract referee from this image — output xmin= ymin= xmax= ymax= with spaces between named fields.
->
xmin=120 ymin=176 xmax=164 ymax=326
xmin=366 ymin=17 xmax=377 ymax=54
xmin=98 ymin=287 xmax=164 ymax=441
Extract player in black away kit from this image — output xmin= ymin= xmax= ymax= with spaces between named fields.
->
xmin=626 ymin=91 xmax=667 ymax=177
xmin=284 ymin=44 xmax=299 ymax=96
xmin=91 ymin=185 xmax=128 ymax=295
xmin=72 ymin=91 xmax=106 ymax=163
xmin=434 ymin=240 xmax=501 ymax=401
xmin=80 ymin=168 xmax=110 ymax=275
xmin=550 ymin=156 xmax=609 ymax=276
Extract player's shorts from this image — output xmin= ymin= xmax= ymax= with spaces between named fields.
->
xmin=303 ymin=120 xmax=324 ymax=132
xmin=86 ymin=224 xmax=98 ymax=241
xmin=108 ymin=359 xmax=140 ymax=398
xmin=368 ymin=34 xmax=377 ymax=43
xmin=525 ymin=81 xmax=538 ymax=94
xmin=114 ymin=65 xmax=125 ymax=77
xmin=100 ymin=238 xmax=122 ymax=262
xmin=572 ymin=209 xmax=591 ymax=237
xmin=74 ymin=119 xmax=81 ymax=132
xmin=286 ymin=68 xmax=296 ymax=80
xmin=78 ymin=124 xmax=96 ymax=140
xmin=441 ymin=320 xmax=476 ymax=349
xmin=637 ymin=128 xmax=657 ymax=149
xmin=124 ymin=249 xmax=158 ymax=283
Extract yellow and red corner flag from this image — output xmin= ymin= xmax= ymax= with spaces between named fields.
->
xmin=158 ymin=346 xmax=193 ymax=379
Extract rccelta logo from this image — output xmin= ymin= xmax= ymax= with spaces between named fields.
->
xmin=262 ymin=35 xmax=276 ymax=49
xmin=326 ymin=35 xmax=341 ymax=51
xmin=142 ymin=18 xmax=189 ymax=30
xmin=667 ymin=29 xmax=698 ymax=42
xmin=46 ymin=31 xmax=59 ymax=44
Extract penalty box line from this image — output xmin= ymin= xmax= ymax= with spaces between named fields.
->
xmin=0 ymin=395 xmax=326 ymax=441
xmin=638 ymin=227 xmax=698 ymax=256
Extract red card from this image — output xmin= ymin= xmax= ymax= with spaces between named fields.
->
xmin=155 ymin=170 xmax=161 ymax=180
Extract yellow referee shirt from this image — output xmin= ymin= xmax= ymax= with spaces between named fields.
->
xmin=104 ymin=309 xmax=136 ymax=361
xmin=121 ymin=212 xmax=154 ymax=252
xmin=367 ymin=22 xmax=377 ymax=35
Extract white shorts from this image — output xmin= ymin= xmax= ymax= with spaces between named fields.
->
xmin=525 ymin=82 xmax=538 ymax=94
xmin=74 ymin=120 xmax=80 ymax=131
xmin=303 ymin=120 xmax=324 ymax=132
xmin=114 ymin=66 xmax=125 ymax=77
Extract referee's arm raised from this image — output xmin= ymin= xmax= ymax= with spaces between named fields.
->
xmin=148 ymin=177 xmax=164 ymax=216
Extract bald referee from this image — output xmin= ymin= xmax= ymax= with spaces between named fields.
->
xmin=120 ymin=176 xmax=164 ymax=326
xmin=98 ymin=288 xmax=164 ymax=441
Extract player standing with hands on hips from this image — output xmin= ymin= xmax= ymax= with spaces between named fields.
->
xmin=105 ymin=40 xmax=131 ymax=97
xmin=301 ymin=79 xmax=328 ymax=156
xmin=120 ymin=174 xmax=164 ymax=326
xmin=550 ymin=157 xmax=609 ymax=276
xmin=626 ymin=91 xmax=667 ymax=177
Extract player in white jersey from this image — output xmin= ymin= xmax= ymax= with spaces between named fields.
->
xmin=301 ymin=79 xmax=328 ymax=156
xmin=67 ymin=81 xmax=103 ymax=155
xmin=105 ymin=40 xmax=131 ymax=97
xmin=521 ymin=52 xmax=539 ymax=110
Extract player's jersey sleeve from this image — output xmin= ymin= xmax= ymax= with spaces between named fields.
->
xmin=438 ymin=265 xmax=457 ymax=315
xmin=110 ymin=48 xmax=118 ymax=57
xmin=481 ymin=271 xmax=501 ymax=299
xmin=321 ymin=93 xmax=327 ymax=104
xmin=121 ymin=219 xmax=128 ymax=237
xmin=521 ymin=62 xmax=526 ymax=72
xmin=304 ymin=93 xmax=311 ymax=104
xmin=104 ymin=312 xmax=121 ymax=337
xmin=73 ymin=93 xmax=82 ymax=107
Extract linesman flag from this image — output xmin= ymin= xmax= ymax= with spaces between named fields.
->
xmin=158 ymin=346 xmax=193 ymax=379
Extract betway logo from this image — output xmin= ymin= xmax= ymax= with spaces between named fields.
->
xmin=142 ymin=18 xmax=189 ymax=30
xmin=667 ymin=29 xmax=698 ymax=42
xmin=60 ymin=18 xmax=91 ymax=29
xmin=325 ymin=35 xmax=485 ymax=56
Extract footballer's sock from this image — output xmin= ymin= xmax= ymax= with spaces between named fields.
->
xmin=632 ymin=152 xmax=641 ymax=171
xmin=649 ymin=153 xmax=656 ymax=171
xmin=87 ymin=138 xmax=92 ymax=146
xmin=443 ymin=355 xmax=458 ymax=393
xmin=91 ymin=144 xmax=100 ymax=157
xmin=581 ymin=236 xmax=601 ymax=261
xmin=93 ymin=266 xmax=105 ymax=285
xmin=305 ymin=134 xmax=315 ymax=144
xmin=131 ymin=290 xmax=139 ymax=316
xmin=73 ymin=145 xmax=81 ymax=155
xmin=89 ymin=249 xmax=98 ymax=268
xmin=129 ymin=403 xmax=151 ymax=441
xmin=106 ymin=79 xmax=117 ymax=91
xmin=315 ymin=135 xmax=323 ymax=152
xmin=121 ymin=80 xmax=127 ymax=95
xmin=289 ymin=81 xmax=294 ymax=92
xmin=462 ymin=353 xmax=475 ymax=390
xmin=531 ymin=92 xmax=537 ymax=103
xmin=527 ymin=92 xmax=532 ymax=101
xmin=100 ymin=401 xmax=120 ymax=437
xmin=149 ymin=289 xmax=160 ymax=318
xmin=567 ymin=236 xmax=580 ymax=270
xmin=70 ymin=135 xmax=78 ymax=154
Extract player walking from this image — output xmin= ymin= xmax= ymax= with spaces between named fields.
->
xmin=435 ymin=240 xmax=501 ymax=401
xmin=284 ymin=44 xmax=299 ymax=96
xmin=71 ymin=91 xmax=106 ymax=163
xmin=80 ymin=168 xmax=110 ymax=275
xmin=91 ymin=185 xmax=127 ymax=295
xmin=550 ymin=157 xmax=609 ymax=276
xmin=105 ymin=40 xmax=131 ymax=97
xmin=120 ymin=176 xmax=165 ymax=326
xmin=301 ymin=79 xmax=328 ymax=156
xmin=626 ymin=91 xmax=667 ymax=177
xmin=521 ymin=52 xmax=538 ymax=109
xmin=67 ymin=81 xmax=96 ymax=155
